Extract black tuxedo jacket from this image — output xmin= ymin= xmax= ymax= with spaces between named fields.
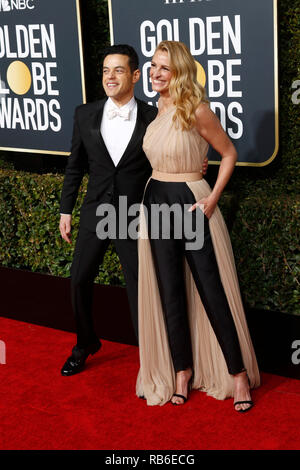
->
xmin=60 ymin=98 xmax=158 ymax=232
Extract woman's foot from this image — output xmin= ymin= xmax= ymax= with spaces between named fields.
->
xmin=171 ymin=367 xmax=193 ymax=405
xmin=233 ymin=370 xmax=253 ymax=412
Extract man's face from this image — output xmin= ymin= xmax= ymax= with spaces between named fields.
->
xmin=102 ymin=54 xmax=140 ymax=106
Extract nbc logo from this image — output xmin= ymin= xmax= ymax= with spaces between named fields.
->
xmin=0 ymin=0 xmax=35 ymax=11
xmin=0 ymin=0 xmax=10 ymax=10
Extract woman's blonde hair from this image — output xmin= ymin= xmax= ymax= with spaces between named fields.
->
xmin=154 ymin=40 xmax=209 ymax=130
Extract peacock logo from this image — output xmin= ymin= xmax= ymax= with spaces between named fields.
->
xmin=0 ymin=0 xmax=11 ymax=11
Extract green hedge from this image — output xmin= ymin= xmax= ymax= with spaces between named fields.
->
xmin=0 ymin=170 xmax=125 ymax=286
xmin=231 ymin=189 xmax=299 ymax=315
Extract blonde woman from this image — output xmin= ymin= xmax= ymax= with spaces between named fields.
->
xmin=136 ymin=41 xmax=260 ymax=411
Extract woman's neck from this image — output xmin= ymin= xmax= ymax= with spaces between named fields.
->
xmin=158 ymin=95 xmax=174 ymax=113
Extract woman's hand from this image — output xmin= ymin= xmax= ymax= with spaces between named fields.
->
xmin=188 ymin=193 xmax=219 ymax=219
xmin=202 ymin=157 xmax=208 ymax=176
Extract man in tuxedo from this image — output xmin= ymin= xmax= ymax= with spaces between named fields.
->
xmin=59 ymin=44 xmax=207 ymax=376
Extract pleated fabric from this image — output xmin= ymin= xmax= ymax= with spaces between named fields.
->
xmin=136 ymin=108 xmax=260 ymax=406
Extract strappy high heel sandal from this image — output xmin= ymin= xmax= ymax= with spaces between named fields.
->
xmin=233 ymin=399 xmax=254 ymax=412
xmin=234 ymin=371 xmax=254 ymax=413
xmin=171 ymin=369 xmax=194 ymax=405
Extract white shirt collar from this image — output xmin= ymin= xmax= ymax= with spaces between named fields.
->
xmin=106 ymin=96 xmax=136 ymax=112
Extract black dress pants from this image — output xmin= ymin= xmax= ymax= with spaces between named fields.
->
xmin=70 ymin=224 xmax=139 ymax=348
xmin=143 ymin=179 xmax=245 ymax=375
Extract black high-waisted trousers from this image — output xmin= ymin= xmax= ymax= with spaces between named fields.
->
xmin=143 ymin=178 xmax=245 ymax=375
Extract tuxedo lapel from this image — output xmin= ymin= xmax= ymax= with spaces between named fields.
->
xmin=89 ymin=99 xmax=115 ymax=167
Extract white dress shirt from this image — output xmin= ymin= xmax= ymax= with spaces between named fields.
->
xmin=100 ymin=96 xmax=137 ymax=167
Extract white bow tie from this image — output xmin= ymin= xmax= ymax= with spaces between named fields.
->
xmin=107 ymin=107 xmax=131 ymax=120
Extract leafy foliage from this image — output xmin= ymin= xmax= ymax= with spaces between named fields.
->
xmin=0 ymin=169 xmax=125 ymax=286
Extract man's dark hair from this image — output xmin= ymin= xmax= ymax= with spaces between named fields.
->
xmin=103 ymin=44 xmax=139 ymax=72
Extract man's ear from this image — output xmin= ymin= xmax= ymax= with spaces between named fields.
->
xmin=132 ymin=69 xmax=141 ymax=84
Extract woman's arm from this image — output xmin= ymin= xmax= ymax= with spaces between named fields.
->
xmin=189 ymin=103 xmax=237 ymax=218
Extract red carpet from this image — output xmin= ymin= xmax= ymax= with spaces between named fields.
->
xmin=0 ymin=316 xmax=299 ymax=450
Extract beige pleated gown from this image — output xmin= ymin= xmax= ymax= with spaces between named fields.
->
xmin=136 ymin=107 xmax=260 ymax=406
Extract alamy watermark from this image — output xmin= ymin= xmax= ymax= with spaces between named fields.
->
xmin=95 ymin=196 xmax=205 ymax=250
xmin=0 ymin=340 xmax=6 ymax=364
xmin=291 ymin=340 xmax=300 ymax=365
xmin=291 ymin=80 xmax=300 ymax=104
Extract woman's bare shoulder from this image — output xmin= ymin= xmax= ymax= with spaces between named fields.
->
xmin=195 ymin=101 xmax=213 ymax=119
xmin=195 ymin=102 xmax=218 ymax=132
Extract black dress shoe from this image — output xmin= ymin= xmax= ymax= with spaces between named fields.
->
xmin=61 ymin=341 xmax=101 ymax=376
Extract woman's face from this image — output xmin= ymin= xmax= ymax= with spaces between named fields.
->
xmin=150 ymin=50 xmax=172 ymax=95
